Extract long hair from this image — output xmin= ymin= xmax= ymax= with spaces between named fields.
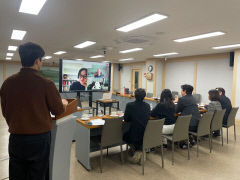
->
xmin=160 ymin=89 xmax=174 ymax=108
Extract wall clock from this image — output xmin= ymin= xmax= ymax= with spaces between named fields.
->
xmin=148 ymin=65 xmax=153 ymax=72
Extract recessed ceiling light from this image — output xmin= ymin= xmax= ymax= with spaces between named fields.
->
xmin=116 ymin=13 xmax=167 ymax=32
xmin=119 ymin=58 xmax=134 ymax=61
xmin=19 ymin=0 xmax=47 ymax=15
xmin=119 ymin=48 xmax=143 ymax=54
xmin=6 ymin=53 xmax=14 ymax=57
xmin=43 ymin=56 xmax=52 ymax=59
xmin=75 ymin=59 xmax=83 ymax=61
xmin=212 ymin=44 xmax=240 ymax=50
xmin=8 ymin=46 xmax=18 ymax=51
xmin=174 ymin=32 xmax=225 ymax=42
xmin=153 ymin=52 xmax=178 ymax=57
xmin=74 ymin=41 xmax=96 ymax=49
xmin=90 ymin=55 xmax=104 ymax=59
xmin=6 ymin=57 xmax=12 ymax=60
xmin=54 ymin=51 xmax=66 ymax=55
xmin=103 ymin=61 xmax=110 ymax=63
xmin=11 ymin=30 xmax=27 ymax=40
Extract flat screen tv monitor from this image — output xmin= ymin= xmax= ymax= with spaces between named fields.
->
xmin=59 ymin=59 xmax=111 ymax=92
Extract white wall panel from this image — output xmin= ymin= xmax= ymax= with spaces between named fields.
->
xmin=165 ymin=61 xmax=195 ymax=93
xmin=196 ymin=58 xmax=232 ymax=103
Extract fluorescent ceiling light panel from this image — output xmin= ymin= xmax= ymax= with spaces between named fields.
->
xmin=11 ymin=30 xmax=27 ymax=40
xmin=90 ymin=55 xmax=104 ymax=59
xmin=6 ymin=53 xmax=14 ymax=57
xmin=75 ymin=59 xmax=83 ymax=61
xmin=174 ymin=32 xmax=225 ymax=42
xmin=43 ymin=56 xmax=52 ymax=59
xmin=8 ymin=46 xmax=18 ymax=51
xmin=6 ymin=57 xmax=12 ymax=60
xmin=119 ymin=58 xmax=134 ymax=61
xmin=54 ymin=51 xmax=66 ymax=55
xmin=153 ymin=52 xmax=178 ymax=57
xmin=74 ymin=41 xmax=96 ymax=49
xmin=103 ymin=61 xmax=110 ymax=63
xmin=116 ymin=13 xmax=167 ymax=32
xmin=212 ymin=44 xmax=240 ymax=49
xmin=119 ymin=48 xmax=143 ymax=54
xmin=19 ymin=0 xmax=47 ymax=15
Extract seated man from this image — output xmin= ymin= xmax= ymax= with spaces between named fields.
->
xmin=216 ymin=87 xmax=232 ymax=125
xmin=123 ymin=88 xmax=150 ymax=163
xmin=176 ymin=84 xmax=201 ymax=132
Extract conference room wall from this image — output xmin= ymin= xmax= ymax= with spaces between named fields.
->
xmin=0 ymin=63 xmax=3 ymax=87
xmin=165 ymin=61 xmax=195 ymax=94
xmin=112 ymin=64 xmax=119 ymax=92
xmin=164 ymin=53 xmax=233 ymax=104
xmin=196 ymin=56 xmax=233 ymax=103
xmin=6 ymin=63 xmax=21 ymax=78
xmin=233 ymin=50 xmax=240 ymax=120
xmin=119 ymin=62 xmax=146 ymax=94
xmin=156 ymin=60 xmax=163 ymax=97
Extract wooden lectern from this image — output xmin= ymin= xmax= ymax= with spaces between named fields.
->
xmin=55 ymin=99 xmax=78 ymax=119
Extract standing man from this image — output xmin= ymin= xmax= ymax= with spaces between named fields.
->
xmin=216 ymin=87 xmax=232 ymax=125
xmin=0 ymin=42 xmax=68 ymax=180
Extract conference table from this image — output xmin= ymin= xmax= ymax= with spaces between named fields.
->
xmin=75 ymin=115 xmax=123 ymax=170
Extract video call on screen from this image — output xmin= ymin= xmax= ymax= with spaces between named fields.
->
xmin=61 ymin=59 xmax=110 ymax=92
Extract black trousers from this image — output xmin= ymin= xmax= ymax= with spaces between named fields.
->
xmin=9 ymin=131 xmax=51 ymax=180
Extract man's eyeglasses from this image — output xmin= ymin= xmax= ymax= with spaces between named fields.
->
xmin=80 ymin=75 xmax=87 ymax=79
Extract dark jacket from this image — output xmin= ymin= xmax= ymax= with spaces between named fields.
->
xmin=176 ymin=94 xmax=201 ymax=129
xmin=219 ymin=95 xmax=232 ymax=125
xmin=123 ymin=100 xmax=150 ymax=149
xmin=70 ymin=81 xmax=86 ymax=91
xmin=0 ymin=68 xmax=64 ymax=134
xmin=151 ymin=103 xmax=176 ymax=125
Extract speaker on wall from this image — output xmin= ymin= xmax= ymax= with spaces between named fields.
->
xmin=118 ymin=64 xmax=122 ymax=71
xmin=230 ymin=51 xmax=234 ymax=67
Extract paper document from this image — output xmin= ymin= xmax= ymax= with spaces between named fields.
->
xmin=90 ymin=119 xmax=105 ymax=125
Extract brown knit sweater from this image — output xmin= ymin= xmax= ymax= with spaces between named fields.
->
xmin=0 ymin=68 xmax=65 ymax=134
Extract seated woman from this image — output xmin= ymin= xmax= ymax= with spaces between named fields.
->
xmin=151 ymin=89 xmax=176 ymax=145
xmin=205 ymin=89 xmax=222 ymax=137
xmin=205 ymin=89 xmax=222 ymax=112
xmin=123 ymin=88 xmax=150 ymax=164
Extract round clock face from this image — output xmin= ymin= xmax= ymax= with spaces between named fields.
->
xmin=148 ymin=65 xmax=153 ymax=72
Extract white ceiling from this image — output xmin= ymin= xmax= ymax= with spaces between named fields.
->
xmin=1 ymin=0 xmax=240 ymax=64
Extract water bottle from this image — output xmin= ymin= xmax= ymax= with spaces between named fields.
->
xmin=98 ymin=109 xmax=103 ymax=117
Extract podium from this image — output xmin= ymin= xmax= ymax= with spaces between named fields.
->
xmin=49 ymin=99 xmax=77 ymax=180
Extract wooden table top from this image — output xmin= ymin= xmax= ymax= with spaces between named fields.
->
xmin=76 ymin=115 xmax=122 ymax=129
xmin=96 ymin=99 xmax=119 ymax=103
xmin=112 ymin=92 xmax=159 ymax=102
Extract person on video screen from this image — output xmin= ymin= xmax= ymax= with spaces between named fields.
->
xmin=70 ymin=68 xmax=88 ymax=91
xmin=94 ymin=68 xmax=104 ymax=78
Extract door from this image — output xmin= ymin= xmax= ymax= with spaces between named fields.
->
xmin=131 ymin=69 xmax=142 ymax=92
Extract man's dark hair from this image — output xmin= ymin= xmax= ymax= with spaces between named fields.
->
xmin=181 ymin=84 xmax=194 ymax=95
xmin=216 ymin=87 xmax=225 ymax=95
xmin=160 ymin=89 xmax=174 ymax=108
xmin=18 ymin=42 xmax=45 ymax=67
xmin=135 ymin=88 xmax=146 ymax=101
xmin=78 ymin=68 xmax=88 ymax=78
xmin=208 ymin=89 xmax=220 ymax=101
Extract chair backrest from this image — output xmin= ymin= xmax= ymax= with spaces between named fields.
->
xmin=227 ymin=107 xmax=239 ymax=127
xmin=197 ymin=112 xmax=214 ymax=136
xmin=211 ymin=109 xmax=226 ymax=131
xmin=102 ymin=92 xmax=112 ymax=100
xmin=172 ymin=115 xmax=192 ymax=142
xmin=146 ymin=93 xmax=153 ymax=98
xmin=101 ymin=117 xmax=123 ymax=147
xmin=143 ymin=119 xmax=165 ymax=149
xmin=193 ymin=94 xmax=201 ymax=104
